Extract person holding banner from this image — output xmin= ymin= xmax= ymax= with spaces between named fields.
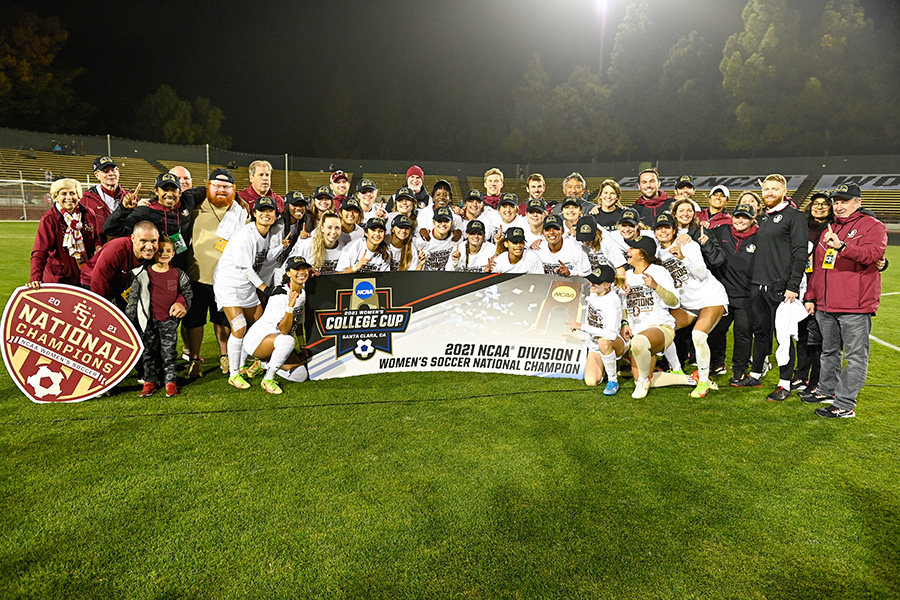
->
xmin=621 ymin=235 xmax=697 ymax=399
xmin=337 ymin=218 xmax=392 ymax=273
xmin=447 ymin=220 xmax=495 ymax=272
xmin=485 ymin=227 xmax=543 ymax=274
xmin=214 ymin=197 xmax=285 ymax=390
xmin=566 ymin=264 xmax=627 ymax=396
xmin=29 ymin=178 xmax=102 ymax=289
xmin=242 ymin=256 xmax=312 ymax=395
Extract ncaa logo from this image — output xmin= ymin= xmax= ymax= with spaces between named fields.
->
xmin=354 ymin=281 xmax=375 ymax=299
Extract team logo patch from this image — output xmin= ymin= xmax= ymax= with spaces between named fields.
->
xmin=315 ymin=277 xmax=412 ymax=360
xmin=773 ymin=214 xmax=783 ymax=223
xmin=1 ymin=284 xmax=143 ymax=403
xmin=746 ymin=244 xmax=756 ymax=253
xmin=848 ymin=229 xmax=858 ymax=238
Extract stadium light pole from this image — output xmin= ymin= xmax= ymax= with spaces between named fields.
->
xmin=597 ymin=0 xmax=608 ymax=78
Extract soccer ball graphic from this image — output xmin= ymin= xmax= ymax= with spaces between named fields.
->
xmin=27 ymin=365 xmax=64 ymax=398
xmin=354 ymin=338 xmax=375 ymax=359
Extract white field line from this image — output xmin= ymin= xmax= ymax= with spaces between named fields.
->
xmin=871 ymin=336 xmax=900 ymax=352
xmin=881 ymin=292 xmax=900 ymax=296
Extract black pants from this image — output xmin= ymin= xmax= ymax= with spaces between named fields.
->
xmin=749 ymin=284 xmax=794 ymax=381
xmin=142 ymin=318 xmax=180 ymax=385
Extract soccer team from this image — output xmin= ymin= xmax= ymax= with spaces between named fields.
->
xmin=28 ymin=159 xmax=887 ymax=416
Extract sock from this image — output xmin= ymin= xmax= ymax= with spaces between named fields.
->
xmin=750 ymin=372 xmax=762 ymax=379
xmin=600 ymin=351 xmax=618 ymax=383
xmin=778 ymin=378 xmax=791 ymax=389
xmin=266 ymin=335 xmax=295 ymax=380
xmin=227 ymin=334 xmax=243 ymax=377
xmin=692 ymin=330 xmax=710 ymax=383
xmin=631 ymin=334 xmax=652 ymax=381
xmin=277 ymin=365 xmax=309 ymax=382
xmin=663 ymin=343 xmax=681 ymax=371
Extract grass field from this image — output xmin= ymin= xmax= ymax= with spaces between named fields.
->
xmin=1 ymin=221 xmax=899 ymax=599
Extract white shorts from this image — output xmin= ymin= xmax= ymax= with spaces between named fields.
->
xmin=243 ymin=323 xmax=278 ymax=358
xmin=586 ymin=334 xmax=629 ymax=359
xmin=213 ymin=281 xmax=260 ymax=309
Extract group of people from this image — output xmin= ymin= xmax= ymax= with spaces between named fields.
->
xmin=27 ymin=160 xmax=888 ymax=417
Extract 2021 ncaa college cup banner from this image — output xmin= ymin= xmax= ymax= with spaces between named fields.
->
xmin=302 ymin=272 xmax=589 ymax=380
xmin=2 ymin=284 xmax=143 ymax=403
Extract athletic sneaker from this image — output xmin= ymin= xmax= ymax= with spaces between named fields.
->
xmin=228 ymin=373 xmax=250 ymax=389
xmin=667 ymin=369 xmax=686 ymax=376
xmin=799 ymin=387 xmax=835 ymax=404
xmin=603 ymin=381 xmax=619 ymax=396
xmin=165 ymin=382 xmax=179 ymax=397
xmin=240 ymin=358 xmax=264 ymax=378
xmin=766 ymin=386 xmax=791 ymax=402
xmin=815 ymin=405 xmax=855 ymax=419
xmin=730 ymin=375 xmax=762 ymax=387
xmin=632 ymin=380 xmax=650 ymax=399
xmin=139 ymin=382 xmax=158 ymax=397
xmin=762 ymin=357 xmax=772 ymax=377
xmin=187 ymin=359 xmax=203 ymax=379
xmin=791 ymin=378 xmax=808 ymax=392
xmin=691 ymin=380 xmax=719 ymax=398
xmin=220 ymin=355 xmax=229 ymax=374
xmin=712 ymin=365 xmax=728 ymax=376
xmin=261 ymin=379 xmax=283 ymax=395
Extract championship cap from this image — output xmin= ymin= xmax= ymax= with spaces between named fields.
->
xmin=433 ymin=206 xmax=453 ymax=222
xmin=464 ymin=189 xmax=484 ymax=202
xmin=254 ymin=196 xmax=279 ymax=212
xmin=626 ymin=235 xmax=658 ymax=257
xmin=543 ymin=214 xmax=563 ymax=230
xmin=575 ymin=216 xmax=597 ymax=242
xmin=732 ymin=203 xmax=756 ymax=219
xmin=313 ymin=185 xmax=334 ymax=199
xmin=285 ymin=256 xmax=312 ymax=270
xmin=505 ymin=227 xmax=526 ymax=243
xmin=365 ymin=217 xmax=387 ymax=230
xmin=526 ymin=198 xmax=546 ymax=213
xmin=395 ymin=186 xmax=415 ymax=200
xmin=93 ymin=156 xmax=118 ymax=171
xmin=619 ymin=207 xmax=640 ymax=226
xmin=466 ymin=220 xmax=485 ymax=235
xmin=830 ymin=183 xmax=861 ymax=200
xmin=561 ymin=196 xmax=581 ymax=208
xmin=585 ymin=264 xmax=616 ymax=285
xmin=285 ymin=191 xmax=308 ymax=206
xmin=209 ymin=168 xmax=235 ymax=184
xmin=356 ymin=178 xmax=377 ymax=192
xmin=155 ymin=172 xmax=179 ymax=189
xmin=499 ymin=192 xmax=518 ymax=207
xmin=391 ymin=214 xmax=413 ymax=229
xmin=675 ymin=175 xmax=694 ymax=189
xmin=341 ymin=198 xmax=363 ymax=213
xmin=654 ymin=212 xmax=676 ymax=229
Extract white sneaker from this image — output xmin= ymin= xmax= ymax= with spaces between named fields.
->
xmin=632 ymin=379 xmax=650 ymax=399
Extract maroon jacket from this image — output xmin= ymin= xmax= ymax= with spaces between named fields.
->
xmin=30 ymin=205 xmax=102 ymax=286
xmin=804 ymin=209 xmax=887 ymax=314
xmin=483 ymin=194 xmax=501 ymax=210
xmin=81 ymin=236 xmax=145 ymax=300
xmin=696 ymin=208 xmax=732 ymax=229
xmin=80 ymin=184 xmax=128 ymax=237
xmin=237 ymin=187 xmax=284 ymax=213
xmin=631 ymin=191 xmax=671 ymax=224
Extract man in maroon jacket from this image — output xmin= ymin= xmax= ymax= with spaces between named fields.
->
xmin=80 ymin=156 xmax=138 ymax=239
xmin=237 ymin=160 xmax=284 ymax=212
xmin=82 ymin=220 xmax=159 ymax=307
xmin=630 ymin=168 xmax=672 ymax=225
xmin=802 ymin=183 xmax=887 ymax=418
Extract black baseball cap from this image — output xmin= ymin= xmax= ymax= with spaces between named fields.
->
xmin=543 ymin=214 xmax=563 ymax=230
xmin=209 ymin=168 xmax=234 ymax=184
xmin=285 ymin=191 xmax=308 ymax=206
xmin=285 ymin=256 xmax=312 ymax=270
xmin=464 ymin=189 xmax=483 ymax=202
xmin=561 ymin=196 xmax=581 ymax=209
xmin=654 ymin=212 xmax=676 ymax=229
xmin=254 ymin=196 xmax=279 ymax=212
xmin=575 ymin=216 xmax=597 ymax=242
xmin=356 ymin=178 xmax=377 ymax=192
xmin=586 ymin=264 xmax=616 ymax=285
xmin=466 ymin=220 xmax=485 ymax=235
xmin=505 ymin=227 xmax=526 ymax=243
xmin=499 ymin=192 xmax=518 ymax=207
xmin=432 ymin=179 xmax=453 ymax=196
xmin=395 ymin=186 xmax=415 ymax=201
xmin=675 ymin=175 xmax=694 ymax=189
xmin=155 ymin=172 xmax=179 ymax=189
xmin=391 ymin=214 xmax=413 ymax=229
xmin=526 ymin=199 xmax=546 ymax=213
xmin=830 ymin=183 xmax=861 ymax=200
xmin=93 ymin=156 xmax=117 ymax=171
xmin=619 ymin=207 xmax=640 ymax=226
xmin=366 ymin=217 xmax=387 ymax=230
xmin=626 ymin=235 xmax=658 ymax=257
xmin=313 ymin=185 xmax=334 ymax=199
xmin=732 ymin=203 xmax=756 ymax=219
xmin=433 ymin=206 xmax=453 ymax=222
xmin=341 ymin=198 xmax=363 ymax=213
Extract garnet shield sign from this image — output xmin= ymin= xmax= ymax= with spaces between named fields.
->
xmin=1 ymin=284 xmax=143 ymax=403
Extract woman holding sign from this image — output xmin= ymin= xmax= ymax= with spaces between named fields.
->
xmin=29 ymin=178 xmax=102 ymax=289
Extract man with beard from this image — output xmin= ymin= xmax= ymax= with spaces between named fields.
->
xmin=183 ymin=168 xmax=250 ymax=376
xmin=330 ymin=170 xmax=351 ymax=212
xmin=630 ymin=168 xmax=672 ymax=225
xmin=80 ymin=156 xmax=138 ymax=240
xmin=81 ymin=220 xmax=159 ymax=306
xmin=238 ymin=160 xmax=284 ymax=212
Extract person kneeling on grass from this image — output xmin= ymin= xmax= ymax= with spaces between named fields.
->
xmin=566 ymin=264 xmax=627 ymax=396
xmin=239 ymin=256 xmax=311 ymax=394
xmin=126 ymin=237 xmax=192 ymax=398
xmin=621 ymin=235 xmax=697 ymax=399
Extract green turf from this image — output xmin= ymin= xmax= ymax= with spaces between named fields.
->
xmin=2 ymin=223 xmax=899 ymax=599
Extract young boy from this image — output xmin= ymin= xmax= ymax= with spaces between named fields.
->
xmin=126 ymin=236 xmax=192 ymax=397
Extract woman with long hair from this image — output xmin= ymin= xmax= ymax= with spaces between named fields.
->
xmin=447 ymin=220 xmax=495 ymax=272
xmin=485 ymin=227 xmax=543 ymax=274
xmin=337 ymin=218 xmax=392 ymax=273
xmin=388 ymin=215 xmax=420 ymax=271
xmin=591 ymin=179 xmax=625 ymax=231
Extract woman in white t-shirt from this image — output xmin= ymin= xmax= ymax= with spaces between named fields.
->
xmin=242 ymin=256 xmax=311 ymax=394
xmin=446 ymin=220 xmax=496 ymax=272
xmin=621 ymin=235 xmax=697 ymax=399
xmin=337 ymin=218 xmax=391 ymax=273
xmin=485 ymin=227 xmax=543 ymax=274
xmin=387 ymin=214 xmax=420 ymax=271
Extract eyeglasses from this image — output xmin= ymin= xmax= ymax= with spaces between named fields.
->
xmin=811 ymin=201 xmax=830 ymax=208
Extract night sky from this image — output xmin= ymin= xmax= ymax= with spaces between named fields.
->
xmin=22 ymin=0 xmax=899 ymax=155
